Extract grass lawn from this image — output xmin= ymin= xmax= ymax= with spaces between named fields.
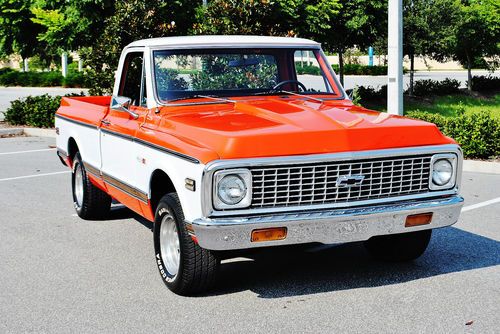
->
xmin=364 ymin=93 xmax=500 ymax=119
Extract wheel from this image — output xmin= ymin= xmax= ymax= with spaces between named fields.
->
xmin=71 ymin=152 xmax=111 ymax=219
xmin=153 ymin=193 xmax=219 ymax=295
xmin=364 ymin=229 xmax=432 ymax=262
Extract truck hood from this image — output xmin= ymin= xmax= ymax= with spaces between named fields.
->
xmin=152 ymin=97 xmax=453 ymax=163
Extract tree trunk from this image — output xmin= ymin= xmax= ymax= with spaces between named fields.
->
xmin=339 ymin=50 xmax=344 ymax=86
xmin=409 ymin=53 xmax=415 ymax=96
xmin=466 ymin=51 xmax=472 ymax=91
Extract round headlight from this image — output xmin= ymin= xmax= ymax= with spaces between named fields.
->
xmin=432 ymin=159 xmax=453 ymax=186
xmin=217 ymin=174 xmax=247 ymax=205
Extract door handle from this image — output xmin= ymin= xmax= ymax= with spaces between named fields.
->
xmin=101 ymin=119 xmax=111 ymax=126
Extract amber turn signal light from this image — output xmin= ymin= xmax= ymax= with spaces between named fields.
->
xmin=251 ymin=227 xmax=287 ymax=242
xmin=405 ymin=213 xmax=433 ymax=227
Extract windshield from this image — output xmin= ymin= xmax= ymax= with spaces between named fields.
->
xmin=153 ymin=48 xmax=342 ymax=103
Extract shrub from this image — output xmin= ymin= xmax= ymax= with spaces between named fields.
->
xmin=332 ymin=64 xmax=388 ymax=75
xmin=63 ymin=72 xmax=87 ymax=88
xmin=410 ymin=78 xmax=461 ymax=96
xmin=295 ymin=63 xmax=321 ymax=75
xmin=405 ymin=110 xmax=500 ymax=159
xmin=3 ymin=92 xmax=84 ymax=128
xmin=0 ymin=70 xmax=88 ymax=88
xmin=405 ymin=110 xmax=448 ymax=131
xmin=4 ymin=94 xmax=61 ymax=128
xmin=469 ymin=75 xmax=500 ymax=92
xmin=445 ymin=112 xmax=500 ymax=159
xmin=351 ymin=85 xmax=387 ymax=102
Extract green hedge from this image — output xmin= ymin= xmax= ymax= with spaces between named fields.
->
xmin=406 ymin=111 xmax=500 ymax=159
xmin=0 ymin=70 xmax=88 ymax=88
xmin=332 ymin=64 xmax=388 ymax=76
xmin=470 ymin=75 xmax=500 ymax=92
xmin=408 ymin=78 xmax=461 ymax=96
xmin=4 ymin=93 xmax=84 ymax=128
xmin=295 ymin=63 xmax=388 ymax=76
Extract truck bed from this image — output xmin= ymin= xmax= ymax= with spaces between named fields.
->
xmin=56 ymin=96 xmax=111 ymax=126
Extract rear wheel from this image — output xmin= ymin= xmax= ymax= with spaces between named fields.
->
xmin=364 ymin=229 xmax=432 ymax=262
xmin=154 ymin=193 xmax=219 ymax=295
xmin=72 ymin=152 xmax=111 ymax=219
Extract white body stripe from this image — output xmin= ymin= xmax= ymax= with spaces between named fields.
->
xmin=56 ymin=117 xmax=206 ymax=222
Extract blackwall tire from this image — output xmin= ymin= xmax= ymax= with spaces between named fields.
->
xmin=71 ymin=152 xmax=111 ymax=220
xmin=153 ymin=193 xmax=219 ymax=296
xmin=364 ymin=229 xmax=432 ymax=262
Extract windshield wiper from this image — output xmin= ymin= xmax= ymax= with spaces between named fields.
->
xmin=251 ymin=90 xmax=324 ymax=104
xmin=164 ymin=94 xmax=235 ymax=106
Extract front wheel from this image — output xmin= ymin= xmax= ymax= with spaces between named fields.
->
xmin=364 ymin=229 xmax=432 ymax=262
xmin=153 ymin=193 xmax=219 ymax=295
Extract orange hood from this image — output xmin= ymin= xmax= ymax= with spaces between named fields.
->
xmin=149 ymin=97 xmax=453 ymax=163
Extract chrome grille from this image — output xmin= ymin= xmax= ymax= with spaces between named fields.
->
xmin=251 ymin=155 xmax=432 ymax=208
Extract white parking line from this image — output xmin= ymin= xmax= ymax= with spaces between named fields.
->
xmin=0 ymin=171 xmax=70 ymax=182
xmin=0 ymin=148 xmax=56 ymax=155
xmin=462 ymin=197 xmax=500 ymax=212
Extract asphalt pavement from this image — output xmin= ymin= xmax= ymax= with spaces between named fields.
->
xmin=0 ymin=136 xmax=499 ymax=333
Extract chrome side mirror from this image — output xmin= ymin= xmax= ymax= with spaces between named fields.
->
xmin=111 ymin=95 xmax=138 ymax=119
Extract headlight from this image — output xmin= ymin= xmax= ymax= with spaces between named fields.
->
xmin=432 ymin=159 xmax=453 ymax=185
xmin=213 ymin=169 xmax=252 ymax=209
xmin=430 ymin=154 xmax=457 ymax=190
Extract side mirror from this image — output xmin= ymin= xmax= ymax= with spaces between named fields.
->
xmin=111 ymin=95 xmax=138 ymax=119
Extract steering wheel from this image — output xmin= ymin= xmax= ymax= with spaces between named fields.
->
xmin=272 ymin=80 xmax=307 ymax=92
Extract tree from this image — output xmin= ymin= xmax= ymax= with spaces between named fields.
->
xmin=193 ymin=0 xmax=293 ymax=36
xmin=301 ymin=0 xmax=387 ymax=85
xmin=403 ymin=0 xmax=431 ymax=96
xmin=30 ymin=0 xmax=113 ymax=53
xmin=428 ymin=0 xmax=500 ymax=91
xmin=83 ymin=0 xmax=197 ymax=94
xmin=0 ymin=0 xmax=44 ymax=68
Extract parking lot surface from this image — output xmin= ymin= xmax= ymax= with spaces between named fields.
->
xmin=0 ymin=136 xmax=499 ymax=333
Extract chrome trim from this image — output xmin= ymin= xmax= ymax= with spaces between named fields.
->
xmin=213 ymin=169 xmax=253 ymax=210
xmin=191 ymin=195 xmax=464 ymax=250
xmin=429 ymin=153 xmax=458 ymax=190
xmin=201 ymin=144 xmax=463 ymax=217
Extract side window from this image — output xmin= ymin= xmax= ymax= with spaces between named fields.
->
xmin=293 ymin=50 xmax=331 ymax=93
xmin=119 ymin=52 xmax=144 ymax=107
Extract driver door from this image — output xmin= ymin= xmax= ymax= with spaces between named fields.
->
xmin=100 ymin=50 xmax=148 ymax=213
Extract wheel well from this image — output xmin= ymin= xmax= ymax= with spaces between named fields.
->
xmin=150 ymin=170 xmax=176 ymax=214
xmin=68 ymin=137 xmax=79 ymax=160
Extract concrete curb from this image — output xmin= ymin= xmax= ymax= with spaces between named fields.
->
xmin=22 ymin=128 xmax=56 ymax=138
xmin=0 ymin=127 xmax=56 ymax=138
xmin=0 ymin=128 xmax=24 ymax=137
xmin=463 ymin=160 xmax=500 ymax=175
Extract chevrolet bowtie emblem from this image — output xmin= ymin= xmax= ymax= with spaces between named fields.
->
xmin=336 ymin=175 xmax=365 ymax=187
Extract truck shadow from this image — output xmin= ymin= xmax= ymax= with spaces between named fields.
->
xmin=207 ymin=227 xmax=500 ymax=298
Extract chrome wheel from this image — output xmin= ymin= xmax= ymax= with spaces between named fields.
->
xmin=74 ymin=164 xmax=84 ymax=207
xmin=160 ymin=213 xmax=180 ymax=276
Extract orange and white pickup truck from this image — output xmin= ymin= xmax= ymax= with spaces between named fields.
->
xmin=56 ymin=36 xmax=463 ymax=295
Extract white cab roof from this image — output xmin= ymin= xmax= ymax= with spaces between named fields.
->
xmin=126 ymin=35 xmax=320 ymax=49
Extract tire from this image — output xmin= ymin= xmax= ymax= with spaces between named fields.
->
xmin=153 ymin=193 xmax=219 ymax=295
xmin=71 ymin=152 xmax=111 ymax=220
xmin=364 ymin=229 xmax=432 ymax=262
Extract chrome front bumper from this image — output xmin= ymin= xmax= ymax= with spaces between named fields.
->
xmin=189 ymin=196 xmax=464 ymax=251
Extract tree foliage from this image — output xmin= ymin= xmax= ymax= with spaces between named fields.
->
xmin=0 ymin=0 xmax=43 ymax=59
xmin=30 ymin=0 xmax=113 ymax=52
xmin=82 ymin=0 xmax=197 ymax=94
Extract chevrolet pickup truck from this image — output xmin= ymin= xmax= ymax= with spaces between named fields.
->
xmin=56 ymin=36 xmax=463 ymax=295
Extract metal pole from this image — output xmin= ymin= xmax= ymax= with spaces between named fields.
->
xmin=23 ymin=58 xmax=29 ymax=72
xmin=78 ymin=58 xmax=83 ymax=72
xmin=61 ymin=52 xmax=68 ymax=78
xmin=387 ymin=0 xmax=403 ymax=116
